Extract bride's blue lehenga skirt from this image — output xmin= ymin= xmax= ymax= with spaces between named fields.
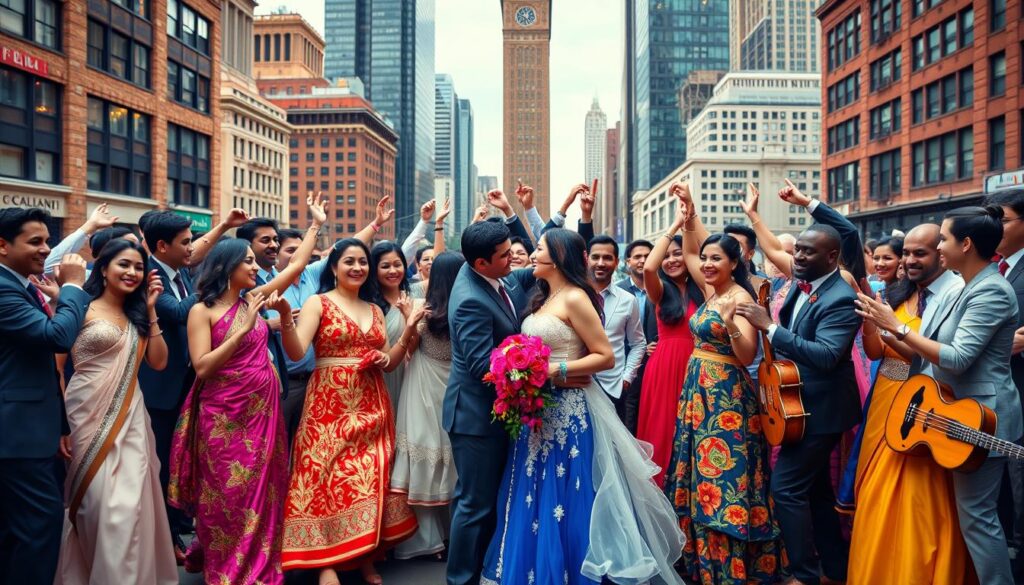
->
xmin=481 ymin=388 xmax=599 ymax=585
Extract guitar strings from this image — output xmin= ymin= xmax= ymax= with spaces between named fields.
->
xmin=904 ymin=407 xmax=1024 ymax=456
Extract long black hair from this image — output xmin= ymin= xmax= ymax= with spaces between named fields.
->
xmin=424 ymin=251 xmax=465 ymax=338
xmin=195 ymin=238 xmax=250 ymax=307
xmin=527 ymin=228 xmax=604 ymax=322
xmin=317 ymin=238 xmax=374 ymax=303
xmin=367 ymin=241 xmax=410 ymax=314
xmin=700 ymin=233 xmax=757 ymax=298
xmin=82 ymin=239 xmax=151 ymax=337
xmin=656 ymin=234 xmax=689 ymax=326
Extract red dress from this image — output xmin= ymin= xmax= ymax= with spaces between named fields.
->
xmin=281 ymin=295 xmax=417 ymax=570
xmin=636 ymin=299 xmax=697 ymax=488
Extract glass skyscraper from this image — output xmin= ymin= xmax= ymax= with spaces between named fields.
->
xmin=627 ymin=0 xmax=730 ymax=193
xmin=455 ymin=98 xmax=474 ymax=235
xmin=324 ymin=0 xmax=435 ymax=235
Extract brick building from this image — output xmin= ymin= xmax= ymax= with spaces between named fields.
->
xmin=253 ymin=13 xmax=397 ymax=241
xmin=816 ymin=0 xmax=1023 ymax=237
xmin=0 ymin=0 xmax=221 ymax=239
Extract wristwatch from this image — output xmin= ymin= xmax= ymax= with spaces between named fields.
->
xmin=894 ymin=324 xmax=911 ymax=340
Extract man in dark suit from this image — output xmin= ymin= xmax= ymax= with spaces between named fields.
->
xmin=987 ymin=188 xmax=1024 ymax=577
xmin=738 ymin=218 xmax=861 ymax=585
xmin=139 ymin=211 xmax=200 ymax=556
xmin=0 ymin=207 xmax=90 ymax=584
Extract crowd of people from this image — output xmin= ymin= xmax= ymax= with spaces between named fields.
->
xmin=1 ymin=175 xmax=1023 ymax=585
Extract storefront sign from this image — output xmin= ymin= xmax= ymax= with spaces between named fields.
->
xmin=0 ymin=44 xmax=49 ymax=77
xmin=1 ymin=192 xmax=65 ymax=217
xmin=173 ymin=209 xmax=212 ymax=231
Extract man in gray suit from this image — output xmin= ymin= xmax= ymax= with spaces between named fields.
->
xmin=859 ymin=206 xmax=1023 ymax=585
xmin=987 ymin=187 xmax=1024 ymax=577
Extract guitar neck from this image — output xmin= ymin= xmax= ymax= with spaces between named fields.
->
xmin=955 ymin=424 xmax=1024 ymax=460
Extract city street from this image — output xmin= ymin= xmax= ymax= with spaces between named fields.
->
xmin=178 ymin=558 xmax=447 ymax=584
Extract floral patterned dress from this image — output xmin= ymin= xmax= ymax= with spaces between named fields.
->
xmin=280 ymin=295 xmax=417 ymax=570
xmin=663 ymin=304 xmax=781 ymax=585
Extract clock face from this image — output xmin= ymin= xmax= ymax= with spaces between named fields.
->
xmin=515 ymin=5 xmax=537 ymax=27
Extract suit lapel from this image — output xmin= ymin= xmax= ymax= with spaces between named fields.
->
xmin=1008 ymin=259 xmax=1024 ymax=287
xmin=471 ymin=270 xmax=516 ymax=325
xmin=778 ymin=281 xmax=800 ymax=327
xmin=927 ymin=266 xmax=994 ymax=338
xmin=0 ymin=266 xmax=37 ymax=307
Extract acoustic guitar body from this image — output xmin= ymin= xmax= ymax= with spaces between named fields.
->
xmin=885 ymin=374 xmax=997 ymax=473
xmin=757 ymin=359 xmax=807 ymax=446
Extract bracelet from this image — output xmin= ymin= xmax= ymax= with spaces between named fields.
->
xmin=149 ymin=319 xmax=159 ymax=325
xmin=728 ymin=329 xmax=742 ymax=339
xmin=397 ymin=337 xmax=408 ymax=349
xmin=149 ymin=329 xmax=163 ymax=337
xmin=434 ymin=226 xmax=444 ymax=231
xmin=750 ymin=218 xmax=761 ymax=227
xmin=281 ymin=320 xmax=295 ymax=331
xmin=558 ymin=361 xmax=568 ymax=381
xmin=371 ymin=223 xmax=381 ymax=233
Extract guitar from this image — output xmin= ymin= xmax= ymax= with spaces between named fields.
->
xmin=755 ymin=280 xmax=808 ymax=446
xmin=886 ymin=374 xmax=1024 ymax=472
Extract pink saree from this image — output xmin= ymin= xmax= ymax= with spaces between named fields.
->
xmin=169 ymin=300 xmax=289 ymax=585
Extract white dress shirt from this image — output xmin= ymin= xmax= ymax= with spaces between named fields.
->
xmin=919 ymin=269 xmax=965 ymax=335
xmin=152 ymin=256 xmax=184 ymax=301
xmin=594 ymin=284 xmax=647 ymax=399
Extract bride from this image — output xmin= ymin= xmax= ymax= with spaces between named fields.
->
xmin=480 ymin=228 xmax=685 ymax=585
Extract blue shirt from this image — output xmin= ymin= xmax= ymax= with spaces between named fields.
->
xmin=258 ymin=258 xmax=329 ymax=376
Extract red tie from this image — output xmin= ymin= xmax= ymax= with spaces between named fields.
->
xmin=27 ymin=283 xmax=53 ymax=318
xmin=1000 ymin=259 xmax=1011 ymax=276
xmin=498 ymin=284 xmax=516 ymax=318
xmin=796 ymin=280 xmax=812 ymax=295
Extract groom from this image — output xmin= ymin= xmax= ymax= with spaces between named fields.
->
xmin=444 ymin=216 xmax=533 ymax=585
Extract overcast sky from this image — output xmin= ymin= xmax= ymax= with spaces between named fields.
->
xmin=255 ymin=0 xmax=624 ymax=216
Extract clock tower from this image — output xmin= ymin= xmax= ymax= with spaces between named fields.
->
xmin=501 ymin=1 xmax=551 ymax=216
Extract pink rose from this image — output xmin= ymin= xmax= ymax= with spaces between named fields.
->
xmin=493 ymin=400 xmax=509 ymax=416
xmin=491 ymin=354 xmax=508 ymax=376
xmin=506 ymin=347 xmax=530 ymax=370
xmin=534 ymin=397 xmax=545 ymax=409
xmin=529 ymin=369 xmax=547 ymax=387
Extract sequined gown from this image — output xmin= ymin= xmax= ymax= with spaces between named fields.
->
xmin=281 ymin=295 xmax=417 ymax=570
xmin=481 ymin=313 xmax=685 ymax=585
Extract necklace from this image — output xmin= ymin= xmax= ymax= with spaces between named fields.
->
xmin=543 ymin=286 xmax=566 ymax=307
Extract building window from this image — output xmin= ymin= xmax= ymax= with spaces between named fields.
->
xmin=960 ymin=8 xmax=974 ymax=47
xmin=870 ymin=0 xmax=901 ymax=43
xmin=911 ymin=127 xmax=973 ymax=186
xmin=827 ymin=73 xmax=860 ymax=112
xmin=167 ymin=1 xmax=210 ymax=55
xmin=990 ymin=116 xmax=1006 ymax=170
xmin=86 ymin=18 xmax=150 ymax=89
xmin=991 ymin=52 xmax=1007 ymax=97
xmin=0 ymin=67 xmax=60 ymax=182
xmin=992 ymin=0 xmax=1007 ymax=32
xmin=827 ymin=162 xmax=859 ymax=203
xmin=167 ymin=123 xmax=210 ymax=207
xmin=827 ymin=10 xmax=861 ymax=71
xmin=869 ymin=149 xmax=901 ymax=200
xmin=85 ymin=96 xmax=150 ymax=197
xmin=869 ymin=99 xmax=901 ymax=139
xmin=910 ymin=67 xmax=973 ymax=124
xmin=0 ymin=0 xmax=58 ymax=49
xmin=869 ymin=49 xmax=901 ymax=91
xmin=912 ymin=10 xmax=971 ymax=71
xmin=166 ymin=61 xmax=210 ymax=114
xmin=827 ymin=116 xmax=860 ymax=153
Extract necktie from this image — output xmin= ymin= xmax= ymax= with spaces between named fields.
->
xmin=1000 ymin=259 xmax=1011 ymax=276
xmin=917 ymin=288 xmax=929 ymax=317
xmin=172 ymin=272 xmax=188 ymax=299
xmin=498 ymin=284 xmax=516 ymax=318
xmin=796 ymin=280 xmax=812 ymax=295
xmin=27 ymin=283 xmax=53 ymax=317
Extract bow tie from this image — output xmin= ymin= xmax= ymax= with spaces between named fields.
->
xmin=796 ymin=280 xmax=812 ymax=295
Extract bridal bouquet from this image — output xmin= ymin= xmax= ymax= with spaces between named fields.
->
xmin=484 ymin=334 xmax=553 ymax=438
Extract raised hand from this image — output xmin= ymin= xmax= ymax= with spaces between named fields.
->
xmin=472 ymin=205 xmax=489 ymax=224
xmin=514 ymin=179 xmax=535 ymax=210
xmin=265 ymin=290 xmax=292 ymax=315
xmin=420 ymin=200 xmax=437 ymax=222
xmin=580 ymin=189 xmax=595 ymax=221
xmin=406 ymin=304 xmax=431 ymax=329
xmin=223 ymin=208 xmax=250 ymax=229
xmin=375 ymin=195 xmax=395 ymax=227
xmin=395 ymin=291 xmax=413 ymax=320
xmin=562 ymin=184 xmax=588 ymax=215
xmin=486 ymin=189 xmax=513 ymax=215
xmin=307 ymin=191 xmax=327 ymax=226
xmin=84 ymin=203 xmax=118 ymax=234
xmin=740 ymin=183 xmax=760 ymax=216
xmin=29 ymin=274 xmax=60 ymax=301
xmin=669 ymin=182 xmax=692 ymax=204
xmin=242 ymin=291 xmax=267 ymax=331
xmin=55 ymin=254 xmax=87 ymax=287
xmin=778 ymin=178 xmax=812 ymax=207
xmin=145 ymin=270 xmax=163 ymax=310
xmin=435 ymin=198 xmax=452 ymax=225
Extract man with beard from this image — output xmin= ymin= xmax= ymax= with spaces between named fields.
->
xmin=900 ymin=223 xmax=963 ymax=339
xmin=588 ymin=235 xmax=646 ymax=428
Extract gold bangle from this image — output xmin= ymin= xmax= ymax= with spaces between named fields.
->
xmin=149 ymin=329 xmax=163 ymax=337
xmin=750 ymin=218 xmax=761 ymax=227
